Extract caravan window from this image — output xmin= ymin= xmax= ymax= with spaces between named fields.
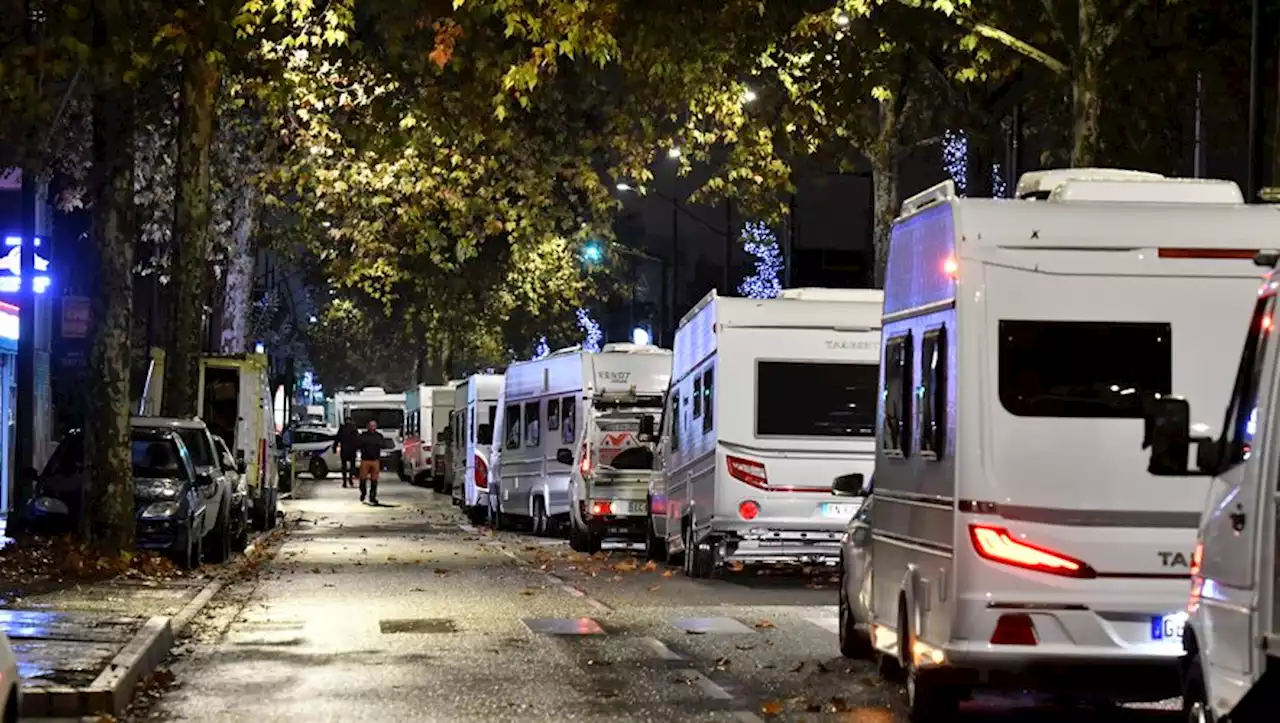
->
xmin=998 ymin=320 xmax=1172 ymax=418
xmin=920 ymin=327 xmax=947 ymax=457
xmin=478 ymin=405 xmax=496 ymax=445
xmin=1220 ymin=297 xmax=1275 ymax=465
xmin=882 ymin=333 xmax=913 ymax=456
xmin=524 ymin=401 xmax=541 ymax=447
xmin=548 ymin=398 xmax=561 ymax=431
xmin=670 ymin=393 xmax=681 ymax=450
xmin=693 ymin=376 xmax=703 ymax=418
xmin=504 ymin=404 xmax=521 ymax=450
xmin=350 ymin=408 xmax=404 ymax=430
xmin=702 ymin=369 xmax=715 ymax=433
xmin=757 ymin=362 xmax=877 ymax=438
xmin=561 ymin=397 xmax=576 ymax=444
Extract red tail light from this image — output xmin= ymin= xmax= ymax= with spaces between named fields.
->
xmin=726 ymin=455 xmax=768 ymax=488
xmin=968 ymin=525 xmax=1096 ymax=578
xmin=474 ymin=456 xmax=488 ymax=489
xmin=590 ymin=500 xmax=613 ymax=516
xmin=579 ymin=444 xmax=592 ymax=476
xmin=1158 ymin=248 xmax=1258 ymax=259
xmin=990 ymin=614 xmax=1039 ymax=646
xmin=1190 ymin=541 xmax=1203 ymax=576
xmin=738 ymin=500 xmax=760 ymax=520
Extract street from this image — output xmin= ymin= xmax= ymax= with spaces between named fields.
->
xmin=135 ymin=475 xmax=1180 ymax=723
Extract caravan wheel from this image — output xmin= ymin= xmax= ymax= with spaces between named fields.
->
xmin=1182 ymin=656 xmax=1213 ymax=723
xmin=899 ymin=607 xmax=960 ymax=722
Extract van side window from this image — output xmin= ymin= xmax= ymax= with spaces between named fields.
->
xmin=882 ymin=332 xmax=913 ymax=457
xmin=504 ymin=404 xmax=522 ymax=450
xmin=561 ymin=397 xmax=576 ymax=444
xmin=920 ymin=327 xmax=947 ymax=458
xmin=1220 ymin=297 xmax=1276 ymax=465
xmin=547 ymin=397 xmax=561 ymax=431
xmin=524 ymin=401 xmax=541 ymax=447
xmin=702 ymin=368 xmax=715 ymax=433
xmin=693 ymin=376 xmax=703 ymax=418
xmin=671 ymin=393 xmax=681 ymax=451
xmin=468 ymin=407 xmax=475 ymax=443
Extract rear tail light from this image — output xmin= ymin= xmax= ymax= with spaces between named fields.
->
xmin=1158 ymin=248 xmax=1258 ymax=259
xmin=726 ymin=455 xmax=768 ymax=489
xmin=738 ymin=500 xmax=760 ymax=520
xmin=1190 ymin=540 xmax=1203 ymax=576
xmin=579 ymin=444 xmax=592 ymax=476
xmin=990 ymin=614 xmax=1039 ymax=646
xmin=968 ymin=524 xmax=1096 ymax=578
xmin=590 ymin=500 xmax=613 ymax=516
xmin=474 ymin=456 xmax=488 ymax=489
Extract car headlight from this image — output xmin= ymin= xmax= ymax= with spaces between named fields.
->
xmin=33 ymin=497 xmax=69 ymax=515
xmin=141 ymin=501 xmax=181 ymax=520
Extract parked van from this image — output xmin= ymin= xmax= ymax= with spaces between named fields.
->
xmin=198 ymin=353 xmax=279 ymax=530
xmin=403 ymin=384 xmax=456 ymax=488
xmin=658 ymin=288 xmax=881 ymax=576
xmin=493 ymin=344 xmax=670 ymax=546
xmin=331 ymin=387 xmax=405 ymax=470
xmin=846 ymin=170 xmax=1280 ymax=720
xmin=1142 ymin=260 xmax=1280 ymax=723
xmin=450 ymin=374 xmax=502 ymax=525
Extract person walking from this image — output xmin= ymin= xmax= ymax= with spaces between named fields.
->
xmin=356 ymin=419 xmax=386 ymax=504
xmin=333 ymin=417 xmax=360 ymax=488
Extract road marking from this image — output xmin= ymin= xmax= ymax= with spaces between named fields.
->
xmin=687 ymin=671 xmax=733 ymax=700
xmin=641 ymin=637 xmax=684 ymax=661
xmin=732 ymin=712 xmax=766 ymax=723
xmin=458 ymin=523 xmax=479 ymax=534
xmin=561 ymin=585 xmax=585 ymax=598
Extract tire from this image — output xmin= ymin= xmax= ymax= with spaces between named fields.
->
xmin=398 ymin=460 xmax=411 ymax=482
xmin=532 ymin=497 xmax=549 ymax=537
xmin=493 ymin=497 xmax=509 ymax=531
xmin=466 ymin=505 xmax=488 ymax=526
xmin=309 ymin=458 xmax=328 ymax=480
xmin=569 ymin=520 xmax=588 ymax=552
xmin=900 ymin=606 xmax=960 ymax=722
xmin=838 ymin=568 xmax=872 ymax=658
xmin=173 ymin=519 xmax=202 ymax=569
xmin=5 ymin=685 xmax=17 ymax=723
xmin=267 ymin=488 xmax=279 ymax=529
xmin=684 ymin=522 xmax=715 ymax=579
xmin=204 ymin=504 xmax=233 ymax=564
xmin=231 ymin=502 xmax=249 ymax=553
xmin=1182 ymin=655 xmax=1214 ymax=723
xmin=644 ymin=509 xmax=667 ymax=562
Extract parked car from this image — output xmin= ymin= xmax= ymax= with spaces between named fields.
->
xmin=213 ymin=435 xmax=251 ymax=551
xmin=290 ymin=425 xmax=341 ymax=479
xmin=29 ymin=422 xmax=233 ymax=567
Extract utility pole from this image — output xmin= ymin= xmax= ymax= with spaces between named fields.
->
xmin=16 ymin=0 xmax=45 ymax=512
xmin=785 ymin=193 xmax=797 ymax=288
xmin=663 ymin=203 xmax=676 ymax=347
xmin=1247 ymin=0 xmax=1265 ymax=201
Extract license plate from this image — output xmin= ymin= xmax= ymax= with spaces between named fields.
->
xmin=1151 ymin=612 xmax=1187 ymax=642
xmin=625 ymin=500 xmax=647 ymax=515
xmin=819 ymin=502 xmax=859 ymax=518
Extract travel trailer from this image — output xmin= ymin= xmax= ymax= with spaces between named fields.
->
xmin=657 ymin=288 xmax=881 ymax=574
xmin=493 ymin=344 xmax=670 ymax=547
xmin=331 ymin=387 xmax=405 ymax=470
xmin=402 ymin=384 xmax=456 ymax=488
xmin=196 ymin=354 xmax=279 ymax=530
xmin=449 ymin=374 xmax=502 ymax=524
xmin=843 ymin=170 xmax=1280 ymax=719
xmin=1142 ymin=261 xmax=1280 ymax=723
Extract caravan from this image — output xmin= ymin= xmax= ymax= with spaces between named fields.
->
xmin=450 ymin=374 xmax=502 ymax=524
xmin=402 ymin=384 xmax=456 ymax=488
xmin=197 ymin=354 xmax=279 ymax=530
xmin=658 ymin=288 xmax=882 ymax=575
xmin=842 ymin=170 xmax=1280 ymax=718
xmin=492 ymin=344 xmax=670 ymax=546
xmin=331 ymin=387 xmax=405 ymax=470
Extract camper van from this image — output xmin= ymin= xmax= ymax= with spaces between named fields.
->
xmin=493 ymin=344 xmax=670 ymax=546
xmin=658 ymin=288 xmax=881 ymax=575
xmin=331 ymin=387 xmax=405 ymax=470
xmin=449 ymin=374 xmax=502 ymax=525
xmin=1141 ymin=263 xmax=1280 ymax=723
xmin=842 ymin=170 xmax=1280 ymax=719
xmin=197 ymin=354 xmax=279 ymax=530
xmin=402 ymin=384 xmax=456 ymax=488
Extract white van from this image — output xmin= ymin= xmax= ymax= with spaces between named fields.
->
xmin=847 ymin=170 xmax=1280 ymax=719
xmin=1142 ymin=262 xmax=1280 ymax=723
xmin=493 ymin=344 xmax=670 ymax=545
xmin=658 ymin=288 xmax=882 ymax=576
xmin=403 ymin=384 xmax=456 ymax=488
xmin=449 ymin=374 xmax=502 ymax=525
xmin=198 ymin=354 xmax=279 ymax=530
xmin=331 ymin=387 xmax=406 ymax=469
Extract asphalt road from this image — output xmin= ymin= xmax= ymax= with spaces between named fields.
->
xmin=136 ymin=475 xmax=1181 ymax=722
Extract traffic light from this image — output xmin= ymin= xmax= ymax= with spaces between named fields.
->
xmin=582 ymin=241 xmax=604 ymax=264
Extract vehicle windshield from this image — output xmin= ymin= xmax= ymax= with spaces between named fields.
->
xmin=176 ymin=428 xmax=215 ymax=468
xmin=131 ymin=437 xmax=188 ymax=480
xmin=349 ymin=408 xmax=404 ymax=430
xmin=592 ymin=412 xmax=658 ymax=470
xmin=998 ymin=320 xmax=1172 ymax=418
xmin=756 ymin=362 xmax=878 ymax=437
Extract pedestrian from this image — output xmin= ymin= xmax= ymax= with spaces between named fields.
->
xmin=357 ymin=419 xmax=385 ymax=504
xmin=333 ymin=416 xmax=360 ymax=488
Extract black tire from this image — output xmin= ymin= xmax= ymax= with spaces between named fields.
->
xmin=533 ymin=497 xmax=549 ymax=537
xmin=5 ymin=685 xmax=17 ymax=723
xmin=684 ymin=523 xmax=714 ymax=579
xmin=838 ymin=568 xmax=872 ymax=658
xmin=267 ymin=488 xmax=279 ymax=529
xmin=1183 ymin=655 xmax=1213 ymax=723
xmin=309 ymin=458 xmax=328 ymax=480
xmin=204 ymin=503 xmax=233 ymax=564
xmin=644 ymin=507 xmax=667 ymax=562
xmin=173 ymin=519 xmax=202 ymax=569
xmin=569 ymin=520 xmax=589 ymax=552
xmin=231 ymin=502 xmax=249 ymax=553
xmin=493 ymin=497 xmax=509 ymax=531
xmin=466 ymin=505 xmax=488 ymax=526
xmin=397 ymin=459 xmax=411 ymax=482
xmin=900 ymin=606 xmax=960 ymax=722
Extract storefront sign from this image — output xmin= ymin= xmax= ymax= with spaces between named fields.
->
xmin=61 ymin=296 xmax=90 ymax=338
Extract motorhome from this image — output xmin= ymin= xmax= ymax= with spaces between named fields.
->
xmin=402 ymin=384 xmax=456 ymax=488
xmin=846 ymin=170 xmax=1280 ymax=719
xmin=197 ymin=354 xmax=279 ymax=530
xmin=449 ymin=374 xmax=502 ymax=524
xmin=493 ymin=344 xmax=670 ymax=547
xmin=331 ymin=387 xmax=405 ymax=470
xmin=658 ymin=288 xmax=881 ymax=575
xmin=1142 ymin=263 xmax=1280 ymax=723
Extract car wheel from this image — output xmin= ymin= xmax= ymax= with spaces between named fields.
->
xmin=4 ymin=684 xmax=17 ymax=723
xmin=204 ymin=504 xmax=232 ymax=564
xmin=493 ymin=497 xmax=508 ymax=531
xmin=838 ymin=568 xmax=872 ymax=658
xmin=533 ymin=497 xmax=549 ymax=536
xmin=569 ymin=520 xmax=590 ymax=552
xmin=232 ymin=502 xmax=249 ymax=552
xmin=397 ymin=460 xmax=411 ymax=482
xmin=173 ymin=519 xmax=201 ymax=570
xmin=267 ymin=488 xmax=279 ymax=529
xmin=900 ymin=605 xmax=960 ymax=722
xmin=310 ymin=458 xmax=328 ymax=480
xmin=466 ymin=505 xmax=488 ymax=526
xmin=644 ymin=507 xmax=667 ymax=562
xmin=1183 ymin=654 xmax=1213 ymax=723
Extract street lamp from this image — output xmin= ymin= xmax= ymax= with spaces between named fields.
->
xmin=667 ymin=147 xmax=681 ymax=159
xmin=616 ymin=182 xmax=632 ymax=192
xmin=631 ymin=327 xmax=651 ymax=346
xmin=741 ymin=88 xmax=758 ymax=104
xmin=582 ymin=241 xmax=605 ymax=264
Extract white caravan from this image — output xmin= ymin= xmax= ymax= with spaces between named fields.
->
xmin=331 ymin=387 xmax=406 ymax=470
xmin=402 ymin=384 xmax=456 ymax=488
xmin=494 ymin=344 xmax=670 ymax=546
xmin=1142 ymin=262 xmax=1280 ymax=723
xmin=658 ymin=288 xmax=882 ymax=576
xmin=449 ymin=374 xmax=502 ymax=525
xmin=845 ymin=170 xmax=1280 ymax=719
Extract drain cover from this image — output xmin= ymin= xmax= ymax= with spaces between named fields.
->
xmin=523 ymin=618 xmax=605 ymax=635
xmin=379 ymin=618 xmax=457 ymax=634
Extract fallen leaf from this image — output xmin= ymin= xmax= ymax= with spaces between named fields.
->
xmin=661 ymin=570 xmax=675 ymax=578
xmin=641 ymin=560 xmax=658 ymax=571
xmin=760 ymin=700 xmax=783 ymax=716
xmin=646 ymin=584 xmax=661 ymax=592
xmin=728 ymin=560 xmax=745 ymax=571
xmin=714 ymin=656 xmax=731 ymax=669
xmin=433 ymin=568 xmax=449 ymax=575
xmin=755 ymin=619 xmax=775 ymax=629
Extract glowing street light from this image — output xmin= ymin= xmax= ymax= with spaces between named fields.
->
xmin=835 ymin=12 xmax=849 ymax=26
xmin=742 ymin=88 xmax=758 ymax=103
xmin=667 ymin=147 xmax=681 ymax=159
xmin=616 ymin=182 xmax=633 ymax=192
xmin=631 ymin=327 xmax=651 ymax=346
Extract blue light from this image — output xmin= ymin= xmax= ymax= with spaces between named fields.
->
xmin=4 ymin=236 xmax=42 ymax=247
xmin=0 ymin=246 xmax=51 ymax=294
xmin=582 ymin=242 xmax=604 ymax=264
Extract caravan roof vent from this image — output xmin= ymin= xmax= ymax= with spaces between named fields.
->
xmin=360 ymin=386 xmax=386 ymax=394
xmin=1015 ymin=169 xmax=1164 ymax=199
xmin=779 ymin=287 xmax=884 ymax=304
xmin=600 ymin=342 xmax=671 ymax=354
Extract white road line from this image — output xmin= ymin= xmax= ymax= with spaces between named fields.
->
xmin=732 ymin=712 xmax=766 ymax=723
xmin=641 ymin=637 xmax=684 ymax=661
xmin=458 ymin=523 xmax=479 ymax=534
xmin=584 ymin=595 xmax=612 ymax=613
xmin=561 ymin=585 xmax=586 ymax=598
xmin=544 ymin=574 xmax=565 ymax=585
xmin=688 ymin=671 xmax=734 ymax=700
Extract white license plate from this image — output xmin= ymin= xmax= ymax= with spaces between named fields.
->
xmin=819 ymin=502 xmax=859 ymax=518
xmin=626 ymin=500 xmax=647 ymax=515
xmin=1151 ymin=612 xmax=1187 ymax=642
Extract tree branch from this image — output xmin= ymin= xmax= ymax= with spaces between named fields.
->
xmin=1101 ymin=0 xmax=1146 ymax=50
xmin=1039 ymin=0 xmax=1075 ymax=61
xmin=957 ymin=17 xmax=1069 ymax=75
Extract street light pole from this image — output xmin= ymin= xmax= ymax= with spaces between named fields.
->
xmin=722 ymin=199 xmax=732 ymax=295
xmin=1248 ymin=0 xmax=1264 ymax=201
xmin=666 ymin=203 xmax=677 ymax=346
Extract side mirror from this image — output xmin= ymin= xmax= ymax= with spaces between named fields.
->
xmin=638 ymin=415 xmax=655 ymax=441
xmin=832 ymin=472 xmax=867 ymax=497
xmin=1142 ymin=397 xmax=1205 ymax=476
xmin=556 ymin=448 xmax=574 ymax=465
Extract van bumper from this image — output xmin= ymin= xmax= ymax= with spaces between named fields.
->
xmin=935 ymin=642 xmax=1181 ymax=701
xmin=712 ymin=521 xmax=844 ymax=564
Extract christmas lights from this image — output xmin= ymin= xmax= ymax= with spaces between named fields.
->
xmin=737 ymin=221 xmax=783 ymax=299
xmin=533 ymin=336 xmax=550 ymax=359
xmin=992 ymin=163 xmax=1007 ymax=198
xmin=943 ymin=130 xmax=968 ymax=195
xmin=577 ymin=308 xmax=602 ymax=353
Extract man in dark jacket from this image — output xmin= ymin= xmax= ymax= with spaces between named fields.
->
xmin=333 ymin=417 xmax=360 ymax=488
xmin=356 ymin=420 xmax=386 ymax=504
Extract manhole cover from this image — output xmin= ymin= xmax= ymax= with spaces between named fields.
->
xmin=523 ymin=618 xmax=605 ymax=635
xmin=379 ymin=618 xmax=457 ymax=634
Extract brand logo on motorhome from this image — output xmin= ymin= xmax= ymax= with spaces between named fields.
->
xmin=825 ymin=340 xmax=878 ymax=351
xmin=1157 ymin=551 xmax=1193 ymax=567
xmin=601 ymin=432 xmax=636 ymax=448
xmin=598 ymin=371 xmax=631 ymax=383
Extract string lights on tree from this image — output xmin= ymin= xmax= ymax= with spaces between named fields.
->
xmin=532 ymin=336 xmax=550 ymax=359
xmin=737 ymin=221 xmax=783 ymax=299
xmin=943 ymin=130 xmax=1009 ymax=198
xmin=576 ymin=308 xmax=602 ymax=352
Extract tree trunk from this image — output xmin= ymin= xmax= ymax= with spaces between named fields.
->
xmin=870 ymin=145 xmax=898 ymax=289
xmin=162 ymin=51 xmax=218 ymax=417
xmin=87 ymin=0 xmax=136 ymax=555
xmin=1072 ymin=0 xmax=1105 ymax=167
xmin=218 ymin=185 xmax=255 ymax=354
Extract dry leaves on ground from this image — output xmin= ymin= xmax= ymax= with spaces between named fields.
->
xmin=0 ymin=535 xmax=187 ymax=592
